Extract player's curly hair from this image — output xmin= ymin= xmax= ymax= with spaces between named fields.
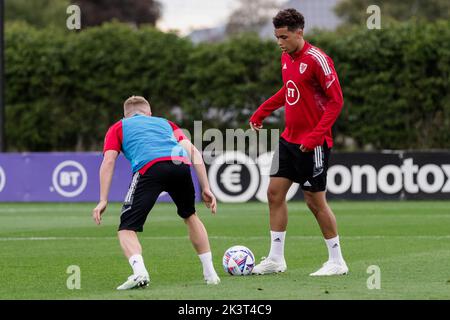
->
xmin=273 ymin=8 xmax=305 ymax=31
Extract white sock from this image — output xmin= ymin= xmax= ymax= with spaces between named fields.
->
xmin=198 ymin=252 xmax=216 ymax=278
xmin=268 ymin=231 xmax=286 ymax=262
xmin=325 ymin=236 xmax=344 ymax=264
xmin=129 ymin=254 xmax=149 ymax=276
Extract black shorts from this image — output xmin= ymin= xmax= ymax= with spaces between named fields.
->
xmin=270 ymin=137 xmax=330 ymax=192
xmin=118 ymin=161 xmax=196 ymax=232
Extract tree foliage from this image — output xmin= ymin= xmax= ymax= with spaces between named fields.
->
xmin=5 ymin=0 xmax=70 ymax=28
xmin=5 ymin=23 xmax=190 ymax=151
xmin=5 ymin=20 xmax=450 ymax=151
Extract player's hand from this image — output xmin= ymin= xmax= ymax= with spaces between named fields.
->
xmin=249 ymin=122 xmax=263 ymax=131
xmin=202 ymin=189 xmax=217 ymax=214
xmin=299 ymin=144 xmax=312 ymax=153
xmin=92 ymin=200 xmax=108 ymax=225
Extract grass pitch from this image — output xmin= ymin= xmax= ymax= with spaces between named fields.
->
xmin=0 ymin=201 xmax=449 ymax=300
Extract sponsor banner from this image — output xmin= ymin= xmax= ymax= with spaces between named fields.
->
xmin=0 ymin=153 xmax=200 ymax=202
xmin=401 ymin=152 xmax=450 ymax=200
xmin=325 ymin=152 xmax=403 ymax=200
xmin=0 ymin=151 xmax=448 ymax=202
xmin=205 ymin=151 xmax=450 ymax=201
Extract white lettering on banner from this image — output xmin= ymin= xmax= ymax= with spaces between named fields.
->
xmin=377 ymin=165 xmax=403 ymax=194
xmin=351 ymin=165 xmax=377 ymax=194
xmin=327 ymin=165 xmax=352 ymax=194
xmin=0 ymin=166 xmax=5 ymax=192
xmin=417 ymin=164 xmax=445 ymax=194
xmin=207 ymin=153 xmax=449 ymax=202
xmin=401 ymin=158 xmax=419 ymax=193
xmin=327 ymin=158 xmax=450 ymax=195
xmin=52 ymin=161 xmax=87 ymax=198
xmin=442 ymin=165 xmax=450 ymax=192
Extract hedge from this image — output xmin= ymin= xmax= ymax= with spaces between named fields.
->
xmin=5 ymin=20 xmax=449 ymax=151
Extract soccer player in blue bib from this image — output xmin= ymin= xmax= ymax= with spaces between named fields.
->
xmin=92 ymin=96 xmax=220 ymax=289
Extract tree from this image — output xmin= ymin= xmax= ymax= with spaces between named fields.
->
xmin=5 ymin=0 xmax=70 ymax=28
xmin=72 ymin=0 xmax=161 ymax=27
xmin=335 ymin=0 xmax=450 ymax=26
xmin=226 ymin=0 xmax=280 ymax=35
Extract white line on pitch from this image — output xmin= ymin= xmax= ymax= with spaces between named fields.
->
xmin=0 ymin=235 xmax=450 ymax=241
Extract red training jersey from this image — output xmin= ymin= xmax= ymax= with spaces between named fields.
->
xmin=250 ymin=41 xmax=343 ymax=149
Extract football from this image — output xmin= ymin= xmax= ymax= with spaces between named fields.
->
xmin=222 ymin=245 xmax=255 ymax=276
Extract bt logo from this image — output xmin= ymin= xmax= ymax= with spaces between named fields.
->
xmin=285 ymin=80 xmax=300 ymax=105
xmin=51 ymin=161 xmax=87 ymax=197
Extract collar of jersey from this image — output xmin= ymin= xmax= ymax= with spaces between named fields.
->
xmin=289 ymin=41 xmax=311 ymax=60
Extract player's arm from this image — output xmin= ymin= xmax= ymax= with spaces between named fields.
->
xmin=93 ymin=122 xmax=122 ymax=225
xmin=93 ymin=150 xmax=119 ymax=225
xmin=300 ymin=58 xmax=344 ymax=151
xmin=249 ymin=86 xmax=286 ymax=131
xmin=179 ymin=139 xmax=217 ymax=214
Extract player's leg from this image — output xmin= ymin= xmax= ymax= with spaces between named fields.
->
xmin=300 ymin=144 xmax=348 ymax=276
xmin=118 ymin=230 xmax=143 ymax=262
xmin=184 ymin=213 xmax=210 ymax=253
xmin=116 ymin=168 xmax=163 ymax=289
xmin=117 ymin=230 xmax=146 ymax=273
xmin=267 ymin=177 xmax=293 ymax=259
xmin=117 ymin=230 xmax=150 ymax=290
xmin=253 ymin=139 xmax=297 ymax=275
xmin=303 ymin=191 xmax=337 ymax=239
xmin=252 ymin=177 xmax=292 ymax=274
xmin=166 ymin=162 xmax=220 ymax=285
xmin=183 ymin=213 xmax=220 ymax=284
xmin=304 ymin=190 xmax=348 ymax=276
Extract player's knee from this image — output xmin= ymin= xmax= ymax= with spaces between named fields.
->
xmin=267 ymin=187 xmax=285 ymax=205
xmin=304 ymin=196 xmax=320 ymax=215
xmin=306 ymin=202 xmax=319 ymax=216
xmin=118 ymin=229 xmax=134 ymax=240
xmin=118 ymin=229 xmax=129 ymax=237
xmin=183 ymin=212 xmax=198 ymax=224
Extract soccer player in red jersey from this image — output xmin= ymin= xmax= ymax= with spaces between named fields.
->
xmin=250 ymin=9 xmax=348 ymax=276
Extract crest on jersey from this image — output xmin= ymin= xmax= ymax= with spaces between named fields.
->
xmin=299 ymin=63 xmax=308 ymax=74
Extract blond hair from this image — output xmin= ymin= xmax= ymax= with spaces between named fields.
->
xmin=123 ymin=96 xmax=151 ymax=118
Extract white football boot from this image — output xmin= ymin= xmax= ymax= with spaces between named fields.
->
xmin=204 ymin=273 xmax=221 ymax=285
xmin=309 ymin=261 xmax=349 ymax=276
xmin=252 ymin=257 xmax=287 ymax=275
xmin=117 ymin=274 xmax=150 ymax=290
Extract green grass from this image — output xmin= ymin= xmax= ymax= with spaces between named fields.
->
xmin=0 ymin=201 xmax=449 ymax=300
